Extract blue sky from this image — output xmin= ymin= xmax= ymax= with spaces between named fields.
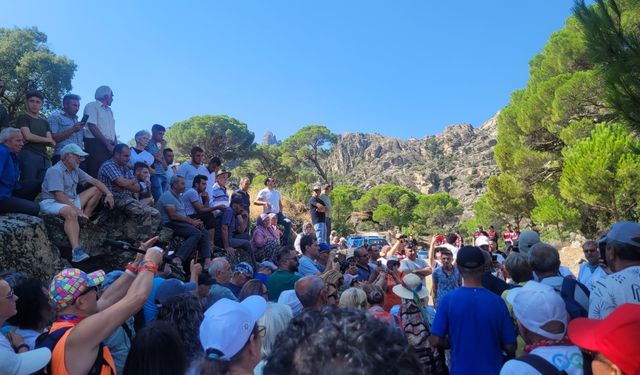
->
xmin=2 ymin=1 xmax=576 ymax=144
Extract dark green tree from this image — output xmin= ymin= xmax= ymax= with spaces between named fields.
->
xmin=330 ymin=185 xmax=365 ymax=235
xmin=0 ymin=27 xmax=76 ymax=121
xmin=282 ymin=125 xmax=337 ymax=184
xmin=165 ymin=115 xmax=255 ymax=162
xmin=574 ymin=0 xmax=640 ymax=130
xmin=413 ymin=192 xmax=463 ymax=232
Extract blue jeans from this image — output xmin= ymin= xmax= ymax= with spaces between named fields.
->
xmin=314 ymin=222 xmax=327 ymax=244
xmin=276 ymin=212 xmax=292 ymax=245
xmin=151 ymin=174 xmax=167 ymax=201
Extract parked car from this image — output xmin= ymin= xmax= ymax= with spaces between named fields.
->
xmin=346 ymin=236 xmax=389 ymax=249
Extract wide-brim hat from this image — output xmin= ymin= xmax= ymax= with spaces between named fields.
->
xmin=392 ymin=273 xmax=428 ymax=300
xmin=0 ymin=347 xmax=52 ymax=375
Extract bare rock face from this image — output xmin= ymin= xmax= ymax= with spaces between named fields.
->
xmin=0 ymin=214 xmax=68 ymax=281
xmin=326 ymin=112 xmax=500 ymax=219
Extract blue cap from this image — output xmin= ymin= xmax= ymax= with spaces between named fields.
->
xmin=319 ymin=243 xmax=332 ymax=252
xmin=155 ymin=279 xmax=196 ymax=305
xmin=234 ymin=262 xmax=254 ymax=277
xmin=601 ymin=221 xmax=640 ymax=249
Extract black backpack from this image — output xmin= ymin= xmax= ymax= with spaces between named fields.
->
xmin=559 ymin=277 xmax=590 ymax=320
xmin=515 ymin=354 xmax=568 ymax=375
xmin=34 ymin=326 xmax=114 ymax=375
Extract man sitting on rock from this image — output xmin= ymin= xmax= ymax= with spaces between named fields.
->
xmin=97 ymin=143 xmax=161 ymax=241
xmin=39 ymin=144 xmax=114 ymax=262
xmin=157 ymin=175 xmax=211 ymax=268
xmin=182 ymin=174 xmax=216 ymax=252
xmin=219 ymin=196 xmax=252 ymax=260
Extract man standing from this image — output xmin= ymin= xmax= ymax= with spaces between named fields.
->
xmin=49 ymin=94 xmax=85 ymax=164
xmin=589 ymin=221 xmax=640 ymax=319
xmin=145 ymin=124 xmax=168 ymax=200
xmin=254 ymin=177 xmax=292 ymax=245
xmin=233 ymin=177 xmax=251 ymax=234
xmin=176 ymin=146 xmax=207 ymax=189
xmin=40 ymin=144 xmax=114 ymax=262
xmin=0 ymin=79 xmax=9 ymax=129
xmin=431 ymin=248 xmax=461 ymax=309
xmin=297 ymin=234 xmax=321 ymax=277
xmin=308 ymin=185 xmax=327 ymax=245
xmin=157 ymin=175 xmax=211 ymax=267
xmin=16 ymin=91 xmax=55 ymax=183
xmin=354 ymin=247 xmax=375 ymax=282
xmin=578 ymin=240 xmax=609 ymax=291
xmin=163 ymin=148 xmax=177 ymax=181
xmin=267 ymin=247 xmax=301 ymax=301
xmin=182 ymin=174 xmax=216 ymax=252
xmin=431 ymin=246 xmax=516 ymax=374
xmin=319 ymin=184 xmax=333 ymax=243
xmin=84 ymin=86 xmax=116 ymax=178
xmin=203 ymin=157 xmax=221 ymax=199
xmin=398 ymin=243 xmax=432 ymax=277
xmin=97 ymin=144 xmax=161 ymax=241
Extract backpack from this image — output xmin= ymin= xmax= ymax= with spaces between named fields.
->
xmin=515 ymin=354 xmax=568 ymax=375
xmin=560 ymin=276 xmax=590 ymax=320
xmin=34 ymin=327 xmax=114 ymax=375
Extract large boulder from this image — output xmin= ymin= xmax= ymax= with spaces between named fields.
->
xmin=0 ymin=214 xmax=68 ymax=281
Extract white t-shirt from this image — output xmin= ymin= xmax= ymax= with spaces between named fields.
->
xmin=500 ymin=345 xmax=584 ymax=375
xmin=176 ymin=161 xmax=208 ymax=189
xmin=589 ymin=265 xmax=640 ymax=319
xmin=128 ymin=148 xmax=155 ymax=168
xmin=257 ymin=188 xmax=281 ymax=214
xmin=398 ymin=257 xmax=428 ymax=273
xmin=577 ymin=263 xmax=608 ymax=292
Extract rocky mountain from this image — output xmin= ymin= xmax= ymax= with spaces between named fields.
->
xmin=326 ymin=112 xmax=500 ymax=218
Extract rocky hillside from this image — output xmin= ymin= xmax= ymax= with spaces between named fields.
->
xmin=325 ymin=112 xmax=500 ymax=218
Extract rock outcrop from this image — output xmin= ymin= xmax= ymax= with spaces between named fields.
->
xmin=326 ymin=112 xmax=499 ymax=218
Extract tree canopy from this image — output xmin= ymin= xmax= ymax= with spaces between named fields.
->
xmin=0 ymin=27 xmax=76 ymax=121
xmin=282 ymin=125 xmax=337 ymax=184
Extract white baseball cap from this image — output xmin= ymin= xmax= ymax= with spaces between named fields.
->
xmin=475 ymin=236 xmax=490 ymax=247
xmin=0 ymin=347 xmax=52 ymax=375
xmin=506 ymin=281 xmax=568 ymax=340
xmin=200 ymin=296 xmax=267 ymax=360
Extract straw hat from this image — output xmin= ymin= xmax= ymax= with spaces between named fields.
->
xmin=392 ymin=273 xmax=428 ymax=300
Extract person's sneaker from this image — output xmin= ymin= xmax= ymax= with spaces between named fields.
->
xmin=72 ymin=248 xmax=90 ymax=263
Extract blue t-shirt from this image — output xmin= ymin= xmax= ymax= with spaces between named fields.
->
xmin=431 ymin=287 xmax=516 ymax=375
xmin=143 ymin=277 xmax=166 ymax=324
xmin=297 ymin=255 xmax=320 ymax=277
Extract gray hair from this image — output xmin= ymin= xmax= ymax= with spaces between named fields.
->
xmin=239 ymin=177 xmax=250 ymax=184
xmin=208 ymin=257 xmax=229 ymax=276
xmin=505 ymin=252 xmax=533 ymax=283
xmin=169 ymin=175 xmax=184 ymax=187
xmin=134 ymin=130 xmax=150 ymax=143
xmin=338 ymin=287 xmax=368 ymax=309
xmin=94 ymin=85 xmax=112 ymax=101
xmin=258 ymin=303 xmax=293 ymax=357
xmin=295 ymin=276 xmax=325 ymax=308
xmin=528 ymin=242 xmax=561 ymax=274
xmin=0 ymin=127 xmax=21 ymax=143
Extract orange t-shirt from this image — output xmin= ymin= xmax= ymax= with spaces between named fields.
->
xmin=384 ymin=273 xmax=402 ymax=311
xmin=50 ymin=321 xmax=116 ymax=375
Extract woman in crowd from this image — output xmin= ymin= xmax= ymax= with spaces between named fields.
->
xmin=294 ymin=222 xmax=314 ymax=254
xmin=7 ymin=277 xmax=54 ymax=349
xmin=383 ymin=256 xmax=402 ymax=312
xmin=251 ymin=213 xmax=280 ymax=262
xmin=239 ymin=279 xmax=269 ymax=301
xmin=122 ymin=320 xmax=187 ymax=375
xmin=393 ymin=273 xmax=447 ymax=375
xmin=319 ymin=269 xmax=344 ymax=306
xmin=362 ymin=284 xmax=395 ymax=325
xmin=0 ymin=127 xmax=40 ymax=216
xmin=268 ymin=213 xmax=282 ymax=242
xmin=198 ymin=296 xmax=267 ymax=375
xmin=254 ymin=303 xmax=293 ymax=375
xmin=338 ymin=288 xmax=368 ymax=310
xmin=128 ymin=130 xmax=155 ymax=169
xmin=157 ymin=294 xmax=205 ymax=372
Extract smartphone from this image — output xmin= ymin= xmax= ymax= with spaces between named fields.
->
xmin=491 ymin=254 xmax=498 ymax=262
xmin=80 ymin=114 xmax=89 ymax=125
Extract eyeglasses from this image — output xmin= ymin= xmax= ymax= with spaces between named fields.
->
xmin=3 ymin=289 xmax=14 ymax=300
xmin=256 ymin=325 xmax=266 ymax=338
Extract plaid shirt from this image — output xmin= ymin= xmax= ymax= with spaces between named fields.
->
xmin=98 ymin=159 xmax=134 ymax=199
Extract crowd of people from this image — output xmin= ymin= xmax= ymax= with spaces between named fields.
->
xmin=0 ymin=84 xmax=639 ymax=374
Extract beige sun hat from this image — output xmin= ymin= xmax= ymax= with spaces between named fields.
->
xmin=392 ymin=273 xmax=428 ymax=300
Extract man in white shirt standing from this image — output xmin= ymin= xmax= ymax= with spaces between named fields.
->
xmin=176 ymin=146 xmax=208 ymax=189
xmin=589 ymin=221 xmax=640 ymax=319
xmin=254 ymin=177 xmax=292 ymax=245
xmin=83 ymin=86 xmax=116 ymax=178
xmin=577 ymin=240 xmax=609 ymax=291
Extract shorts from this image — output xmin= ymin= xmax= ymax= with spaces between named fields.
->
xmin=39 ymin=197 xmax=82 ymax=215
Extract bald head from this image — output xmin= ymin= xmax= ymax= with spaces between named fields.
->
xmin=295 ymin=275 xmax=326 ymax=310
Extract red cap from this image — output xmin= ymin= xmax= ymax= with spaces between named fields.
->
xmin=568 ymin=303 xmax=640 ymax=375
